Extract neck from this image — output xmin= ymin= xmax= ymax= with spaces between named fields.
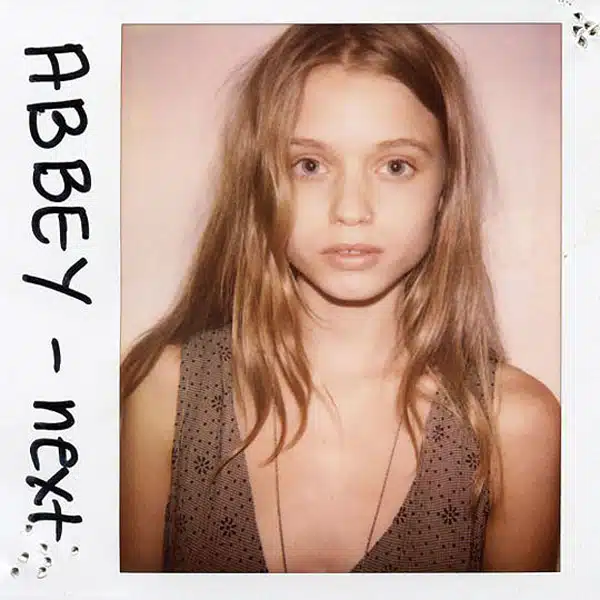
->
xmin=297 ymin=279 xmax=404 ymax=382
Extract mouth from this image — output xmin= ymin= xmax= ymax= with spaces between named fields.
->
xmin=321 ymin=243 xmax=383 ymax=271
xmin=322 ymin=243 xmax=383 ymax=256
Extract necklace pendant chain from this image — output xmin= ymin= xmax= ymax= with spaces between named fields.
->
xmin=272 ymin=403 xmax=402 ymax=573
xmin=273 ymin=424 xmax=288 ymax=573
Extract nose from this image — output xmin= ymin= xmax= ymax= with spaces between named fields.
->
xmin=330 ymin=171 xmax=374 ymax=226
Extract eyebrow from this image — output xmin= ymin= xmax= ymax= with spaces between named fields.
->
xmin=290 ymin=136 xmax=433 ymax=157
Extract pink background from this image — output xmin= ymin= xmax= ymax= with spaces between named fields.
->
xmin=120 ymin=24 xmax=562 ymax=398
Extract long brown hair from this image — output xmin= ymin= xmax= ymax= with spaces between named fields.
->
xmin=121 ymin=24 xmax=505 ymax=502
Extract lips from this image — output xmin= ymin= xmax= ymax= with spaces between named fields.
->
xmin=321 ymin=243 xmax=383 ymax=271
xmin=322 ymin=243 xmax=383 ymax=255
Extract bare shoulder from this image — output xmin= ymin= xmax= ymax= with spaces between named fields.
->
xmin=120 ymin=344 xmax=182 ymax=572
xmin=482 ymin=362 xmax=560 ymax=571
xmin=133 ymin=343 xmax=182 ymax=400
xmin=123 ymin=344 xmax=182 ymax=441
xmin=493 ymin=363 xmax=560 ymax=445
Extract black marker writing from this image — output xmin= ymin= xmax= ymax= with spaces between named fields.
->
xmin=25 ymin=44 xmax=90 ymax=91
xmin=26 ymin=467 xmax=74 ymax=506
xmin=29 ymin=500 xmax=83 ymax=543
xmin=23 ymin=258 xmax=91 ymax=305
xmin=32 ymin=206 xmax=90 ymax=251
xmin=27 ymin=99 xmax=88 ymax=150
xmin=24 ymin=42 xmax=90 ymax=542
xmin=33 ymin=160 xmax=92 ymax=203
xmin=30 ymin=437 xmax=78 ymax=470
xmin=32 ymin=400 xmax=75 ymax=431
xmin=51 ymin=338 xmax=61 ymax=373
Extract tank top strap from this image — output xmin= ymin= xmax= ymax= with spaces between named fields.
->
xmin=163 ymin=325 xmax=267 ymax=572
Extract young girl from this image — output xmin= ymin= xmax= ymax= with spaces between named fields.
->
xmin=120 ymin=24 xmax=560 ymax=573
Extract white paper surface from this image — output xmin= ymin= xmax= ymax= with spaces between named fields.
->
xmin=0 ymin=0 xmax=594 ymax=597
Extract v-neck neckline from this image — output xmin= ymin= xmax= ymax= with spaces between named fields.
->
xmin=222 ymin=357 xmax=438 ymax=573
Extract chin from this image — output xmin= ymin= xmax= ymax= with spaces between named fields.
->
xmin=301 ymin=272 xmax=401 ymax=307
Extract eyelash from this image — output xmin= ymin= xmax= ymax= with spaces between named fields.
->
xmin=379 ymin=158 xmax=415 ymax=178
xmin=290 ymin=156 xmax=416 ymax=179
xmin=291 ymin=157 xmax=327 ymax=179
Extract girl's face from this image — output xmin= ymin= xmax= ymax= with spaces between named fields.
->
xmin=286 ymin=65 xmax=446 ymax=306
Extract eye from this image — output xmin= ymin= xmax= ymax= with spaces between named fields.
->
xmin=380 ymin=158 xmax=415 ymax=178
xmin=292 ymin=157 xmax=326 ymax=178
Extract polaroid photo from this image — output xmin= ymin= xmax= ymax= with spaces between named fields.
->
xmin=0 ymin=0 xmax=594 ymax=597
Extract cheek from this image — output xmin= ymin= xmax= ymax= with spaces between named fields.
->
xmin=379 ymin=184 xmax=438 ymax=235
xmin=384 ymin=219 xmax=436 ymax=271
xmin=378 ymin=193 xmax=440 ymax=268
xmin=291 ymin=181 xmax=330 ymax=215
xmin=286 ymin=221 xmax=319 ymax=268
xmin=286 ymin=184 xmax=329 ymax=254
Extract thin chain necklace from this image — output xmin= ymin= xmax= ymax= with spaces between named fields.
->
xmin=272 ymin=390 xmax=403 ymax=573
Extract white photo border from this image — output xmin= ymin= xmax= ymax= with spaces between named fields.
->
xmin=0 ymin=0 xmax=593 ymax=597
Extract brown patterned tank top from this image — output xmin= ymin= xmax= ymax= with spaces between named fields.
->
xmin=163 ymin=326 xmax=492 ymax=572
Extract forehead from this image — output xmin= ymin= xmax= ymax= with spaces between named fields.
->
xmin=293 ymin=65 xmax=442 ymax=152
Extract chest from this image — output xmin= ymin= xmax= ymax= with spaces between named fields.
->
xmin=240 ymin=391 xmax=426 ymax=573
xmin=164 ymin=355 xmax=488 ymax=573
